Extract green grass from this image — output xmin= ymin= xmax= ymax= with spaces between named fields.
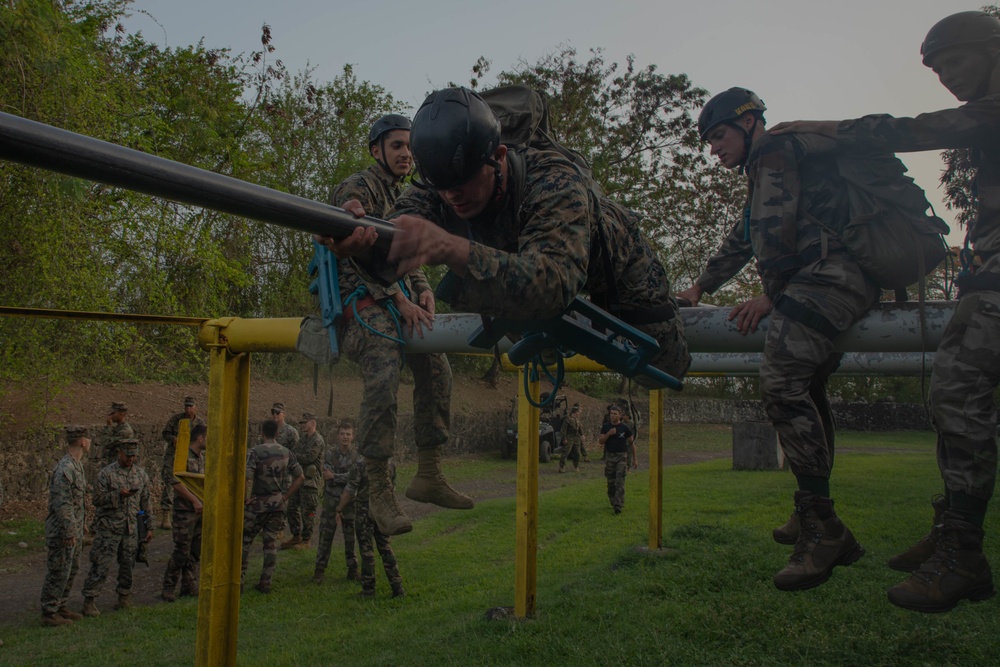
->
xmin=2 ymin=430 xmax=998 ymax=666
xmin=0 ymin=517 xmax=44 ymax=560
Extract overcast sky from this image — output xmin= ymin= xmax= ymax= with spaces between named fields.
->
xmin=125 ymin=0 xmax=968 ymax=240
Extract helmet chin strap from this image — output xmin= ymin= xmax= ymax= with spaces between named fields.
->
xmin=374 ymin=136 xmax=401 ymax=181
xmin=974 ymin=47 xmax=1000 ymax=100
xmin=728 ymin=116 xmax=759 ymax=175
xmin=487 ymin=157 xmax=504 ymax=202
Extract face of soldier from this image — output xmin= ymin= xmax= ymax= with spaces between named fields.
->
xmin=302 ymin=419 xmax=316 ymax=436
xmin=192 ymin=435 xmax=207 ymax=453
xmin=117 ymin=449 xmax=137 ymax=469
xmin=338 ymin=427 xmax=354 ymax=450
xmin=111 ymin=410 xmax=126 ymax=424
xmin=438 ymin=146 xmax=507 ymax=220
xmin=930 ymin=46 xmax=995 ymax=101
xmin=271 ymin=409 xmax=285 ymax=424
xmin=184 ymin=405 xmax=196 ymax=418
xmin=372 ymin=129 xmax=413 ymax=177
xmin=706 ymin=122 xmax=750 ymax=170
xmin=608 ymin=408 xmax=622 ymax=425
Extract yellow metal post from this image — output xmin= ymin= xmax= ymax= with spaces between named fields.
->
xmin=195 ymin=329 xmax=251 ymax=667
xmin=648 ymin=389 xmax=664 ymax=550
xmin=173 ymin=419 xmax=205 ymax=501
xmin=514 ymin=366 xmax=541 ymax=618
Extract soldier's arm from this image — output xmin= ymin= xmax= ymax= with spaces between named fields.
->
xmin=835 ymin=102 xmax=1000 ymax=154
xmin=333 ymin=174 xmax=402 ymax=300
xmin=304 ymin=436 xmax=324 ymax=468
xmin=50 ymin=469 xmax=75 ymax=539
xmin=694 ymin=216 xmax=755 ymax=296
xmin=93 ymin=469 xmax=117 ymax=508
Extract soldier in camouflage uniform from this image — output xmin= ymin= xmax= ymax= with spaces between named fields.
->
xmin=282 ymin=413 xmax=324 ymax=550
xmin=313 ymin=418 xmax=360 ymax=583
xmin=161 ymin=423 xmax=206 ymax=602
xmin=773 ymin=11 xmax=1000 ymax=612
xmin=337 ymin=457 xmax=404 ymax=598
xmin=558 ymin=403 xmax=586 ymax=473
xmin=160 ymin=396 xmax=205 ymax=530
xmin=81 ymin=438 xmax=153 ymax=616
xmin=267 ymin=402 xmax=299 ymax=449
xmin=329 ymin=114 xmax=471 ymax=539
xmin=40 ymin=426 xmax=91 ymax=627
xmin=94 ymin=402 xmax=134 ymax=464
xmin=242 ymin=419 xmax=304 ymax=594
xmin=599 ymin=406 xmax=633 ymax=514
xmin=678 ymin=87 xmax=878 ymax=592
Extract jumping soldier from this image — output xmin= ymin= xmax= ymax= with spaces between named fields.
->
xmin=161 ymin=423 xmax=206 ymax=602
xmin=328 ymin=113 xmax=471 ymax=538
xmin=677 ymin=86 xmax=879 ymax=591
xmin=313 ymin=418 xmax=360 ymax=584
xmin=282 ymin=413 xmax=324 ymax=550
xmin=160 ymin=396 xmax=205 ymax=531
xmin=772 ymin=10 xmax=1000 ymax=612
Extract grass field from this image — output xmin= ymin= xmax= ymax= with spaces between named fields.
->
xmin=2 ymin=428 xmax=998 ymax=666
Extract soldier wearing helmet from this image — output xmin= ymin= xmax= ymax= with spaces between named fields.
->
xmin=680 ymin=85 xmax=886 ymax=594
xmin=772 ymin=11 xmax=1000 ymax=613
xmin=327 ymin=113 xmax=468 ymax=538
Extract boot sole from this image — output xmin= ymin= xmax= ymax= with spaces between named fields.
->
xmin=887 ymin=583 xmax=997 ymax=613
xmin=772 ymin=533 xmax=797 ymax=546
xmin=774 ymin=543 xmax=866 ymax=592
xmin=374 ymin=518 xmax=413 ymax=536
xmin=404 ymin=487 xmax=474 ymax=510
xmin=886 ymin=561 xmax=920 ymax=574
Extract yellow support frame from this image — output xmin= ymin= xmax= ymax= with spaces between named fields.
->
xmin=514 ymin=366 xmax=541 ymax=618
xmin=647 ymin=389 xmax=664 ymax=550
xmin=173 ymin=419 xmax=206 ymax=501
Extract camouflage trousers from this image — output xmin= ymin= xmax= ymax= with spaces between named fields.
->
xmin=340 ymin=307 xmax=452 ymax=460
xmin=314 ymin=491 xmax=357 ymax=574
xmin=286 ymin=485 xmax=319 ymax=541
xmin=605 ymin=453 xmax=628 ymax=511
xmin=759 ymin=258 xmax=879 ymax=480
xmin=355 ymin=504 xmax=401 ymax=592
xmin=82 ymin=529 xmax=138 ymax=598
xmin=241 ymin=510 xmax=285 ymax=587
xmin=929 ymin=289 xmax=1000 ymax=501
xmin=560 ymin=440 xmax=581 ymax=470
xmin=162 ymin=509 xmax=202 ymax=594
xmin=41 ymin=537 xmax=83 ymax=614
xmin=160 ymin=444 xmax=175 ymax=514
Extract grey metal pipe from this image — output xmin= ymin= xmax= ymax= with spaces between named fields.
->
xmin=687 ymin=352 xmax=935 ymax=376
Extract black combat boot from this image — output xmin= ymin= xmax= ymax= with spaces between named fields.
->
xmin=773 ymin=491 xmax=865 ymax=591
xmin=887 ymin=512 xmax=995 ymax=613
xmin=772 ymin=511 xmax=800 ymax=545
xmin=887 ymin=495 xmax=948 ymax=572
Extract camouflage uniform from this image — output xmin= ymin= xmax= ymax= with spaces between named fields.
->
xmin=333 ymin=165 xmax=453 ymax=463
xmin=274 ymin=422 xmax=299 ymax=450
xmin=559 ymin=413 xmax=585 ymax=471
xmin=286 ymin=429 xmax=324 ymax=542
xmin=601 ymin=422 xmax=632 ymax=512
xmin=315 ymin=444 xmax=359 ymax=576
xmin=162 ymin=447 xmax=205 ymax=597
xmin=718 ymin=133 xmax=880 ymax=482
xmin=241 ymin=441 xmax=303 ymax=589
xmin=41 ymin=451 xmax=87 ymax=614
xmin=81 ymin=459 xmax=152 ymax=599
xmin=160 ymin=412 xmax=206 ymax=516
xmin=345 ymin=459 xmax=402 ymax=594
xmin=836 ymin=102 xmax=1000 ymax=503
xmin=391 ymin=146 xmax=691 ymax=382
xmin=94 ymin=421 xmax=135 ymax=465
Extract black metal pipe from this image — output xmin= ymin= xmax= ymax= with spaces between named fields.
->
xmin=0 ymin=111 xmax=397 ymax=249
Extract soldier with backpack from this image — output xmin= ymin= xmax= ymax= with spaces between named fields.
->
xmin=772 ymin=10 xmax=1000 ymax=612
xmin=677 ymin=87 xmax=886 ymax=592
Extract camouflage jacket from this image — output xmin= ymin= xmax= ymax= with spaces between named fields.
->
xmin=695 ymin=215 xmax=756 ymax=295
xmin=92 ymin=461 xmax=151 ymax=536
xmin=274 ymin=422 xmax=299 ymax=450
xmin=323 ymin=444 xmax=358 ymax=495
xmin=563 ymin=415 xmax=585 ymax=446
xmin=169 ymin=447 xmax=205 ymax=513
xmin=294 ymin=431 xmax=325 ymax=490
xmin=45 ymin=454 xmax=86 ymax=541
xmin=391 ymin=146 xmax=677 ymax=318
xmin=161 ymin=412 xmax=206 ymax=444
xmin=836 ymin=98 xmax=1000 ymax=273
xmin=331 ymin=165 xmax=432 ymax=305
xmin=245 ymin=441 xmax=303 ymax=514
xmin=744 ymin=133 xmax=852 ymax=298
xmin=344 ymin=458 xmax=396 ymax=509
xmin=95 ymin=421 xmax=135 ymax=462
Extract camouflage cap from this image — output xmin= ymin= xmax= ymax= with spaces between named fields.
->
xmin=118 ymin=438 xmax=140 ymax=455
xmin=111 ymin=401 xmax=128 ymax=412
xmin=65 ymin=425 xmax=88 ymax=442
xmin=271 ymin=402 xmax=286 ymax=413
xmin=183 ymin=396 xmax=196 ymax=406
xmin=299 ymin=412 xmax=317 ymax=423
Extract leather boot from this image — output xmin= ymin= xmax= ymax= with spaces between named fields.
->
xmin=160 ymin=515 xmax=172 ymax=531
xmin=772 ymin=511 xmax=800 ymax=545
xmin=404 ymin=447 xmax=474 ymax=509
xmin=280 ymin=535 xmax=302 ymax=550
xmin=391 ymin=583 xmax=406 ymax=598
xmin=57 ymin=607 xmax=84 ymax=621
xmin=114 ymin=594 xmax=132 ymax=611
xmin=887 ymin=495 xmax=948 ymax=572
xmin=161 ymin=589 xmax=176 ymax=602
xmin=311 ymin=570 xmax=324 ymax=584
xmin=346 ymin=565 xmax=359 ymax=581
xmin=366 ymin=458 xmax=412 ymax=536
xmin=887 ymin=512 xmax=996 ymax=612
xmin=773 ymin=491 xmax=865 ymax=591
xmin=82 ymin=597 xmax=100 ymax=617
xmin=357 ymin=588 xmax=376 ymax=599
xmin=40 ymin=612 xmax=73 ymax=627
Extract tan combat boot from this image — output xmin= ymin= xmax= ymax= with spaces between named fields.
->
xmin=279 ymin=535 xmax=302 ymax=550
xmin=404 ymin=447 xmax=474 ymax=510
xmin=160 ymin=514 xmax=172 ymax=531
xmin=40 ymin=612 xmax=73 ymax=627
xmin=887 ymin=495 xmax=948 ymax=572
xmin=82 ymin=597 xmax=100 ymax=617
xmin=887 ymin=512 xmax=996 ymax=612
xmin=773 ymin=491 xmax=865 ymax=591
xmin=114 ymin=594 xmax=131 ymax=611
xmin=57 ymin=607 xmax=83 ymax=621
xmin=366 ymin=458 xmax=412 ymax=536
xmin=772 ymin=511 xmax=800 ymax=545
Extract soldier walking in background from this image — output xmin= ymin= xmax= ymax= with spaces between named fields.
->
xmin=242 ymin=419 xmax=303 ymax=594
xmin=337 ymin=457 xmax=404 ymax=598
xmin=599 ymin=406 xmax=633 ymax=514
xmin=160 ymin=396 xmax=205 ymax=531
xmin=40 ymin=426 xmax=91 ymax=627
xmin=161 ymin=423 xmax=207 ymax=602
xmin=313 ymin=418 xmax=360 ymax=583
xmin=282 ymin=413 xmax=324 ymax=550
xmin=95 ymin=402 xmax=134 ymax=464
xmin=81 ymin=438 xmax=152 ymax=616
xmin=558 ymin=404 xmax=586 ymax=473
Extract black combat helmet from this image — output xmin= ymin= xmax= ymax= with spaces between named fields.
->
xmin=697 ymin=87 xmax=767 ymax=141
xmin=410 ymin=87 xmax=502 ymax=190
xmin=369 ymin=114 xmax=412 ymax=148
xmin=921 ymin=11 xmax=1000 ymax=67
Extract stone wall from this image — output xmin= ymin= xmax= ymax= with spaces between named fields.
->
xmin=663 ymin=399 xmax=933 ymax=432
